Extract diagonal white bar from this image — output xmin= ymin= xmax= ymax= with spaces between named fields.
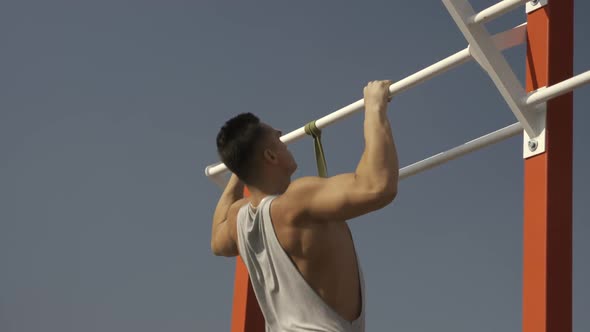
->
xmin=470 ymin=0 xmax=529 ymax=25
xmin=444 ymin=0 xmax=540 ymax=138
xmin=524 ymin=70 xmax=590 ymax=106
xmin=400 ymin=122 xmax=522 ymax=180
xmin=204 ymin=24 xmax=527 ymax=181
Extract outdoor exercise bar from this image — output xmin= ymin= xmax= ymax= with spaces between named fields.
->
xmin=399 ymin=122 xmax=522 ymax=180
xmin=204 ymin=24 xmax=527 ymax=180
xmin=525 ymin=70 xmax=590 ymax=106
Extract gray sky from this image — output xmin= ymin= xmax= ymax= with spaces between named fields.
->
xmin=1 ymin=1 xmax=588 ymax=331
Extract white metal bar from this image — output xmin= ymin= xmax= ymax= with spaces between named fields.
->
xmin=400 ymin=123 xmax=522 ymax=180
xmin=204 ymin=24 xmax=528 ymax=180
xmin=470 ymin=0 xmax=529 ymax=25
xmin=524 ymin=70 xmax=590 ymax=106
xmin=280 ymin=49 xmax=473 ymax=144
xmin=491 ymin=22 xmax=527 ymax=50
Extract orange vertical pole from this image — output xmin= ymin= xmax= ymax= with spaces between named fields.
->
xmin=230 ymin=187 xmax=265 ymax=332
xmin=524 ymin=2 xmax=573 ymax=332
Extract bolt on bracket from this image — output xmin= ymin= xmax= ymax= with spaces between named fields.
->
xmin=526 ymin=0 xmax=548 ymax=14
xmin=523 ymin=101 xmax=547 ymax=159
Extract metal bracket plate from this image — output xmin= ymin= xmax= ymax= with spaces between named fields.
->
xmin=523 ymin=101 xmax=547 ymax=158
xmin=526 ymin=0 xmax=548 ymax=14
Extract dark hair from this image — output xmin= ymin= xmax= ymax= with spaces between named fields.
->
xmin=216 ymin=113 xmax=266 ymax=183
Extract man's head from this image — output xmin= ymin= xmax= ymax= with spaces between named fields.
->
xmin=216 ymin=113 xmax=297 ymax=187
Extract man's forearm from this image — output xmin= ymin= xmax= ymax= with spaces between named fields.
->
xmin=210 ymin=175 xmax=244 ymax=256
xmin=355 ymin=101 xmax=399 ymax=193
xmin=212 ymin=175 xmax=244 ymax=226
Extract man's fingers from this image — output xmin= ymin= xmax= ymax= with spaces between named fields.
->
xmin=383 ymin=81 xmax=393 ymax=102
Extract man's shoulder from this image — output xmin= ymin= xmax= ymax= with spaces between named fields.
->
xmin=272 ymin=177 xmax=323 ymax=226
xmin=270 ymin=191 xmax=304 ymax=227
xmin=280 ymin=177 xmax=324 ymax=202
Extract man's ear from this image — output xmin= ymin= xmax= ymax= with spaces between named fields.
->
xmin=263 ymin=148 xmax=278 ymax=164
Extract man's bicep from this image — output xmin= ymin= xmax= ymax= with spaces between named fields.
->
xmin=287 ymin=174 xmax=383 ymax=222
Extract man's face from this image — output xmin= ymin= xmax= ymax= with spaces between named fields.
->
xmin=261 ymin=124 xmax=298 ymax=176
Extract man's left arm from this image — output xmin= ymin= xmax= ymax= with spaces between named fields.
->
xmin=211 ymin=174 xmax=247 ymax=257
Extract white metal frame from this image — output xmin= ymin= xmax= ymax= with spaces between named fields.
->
xmin=444 ymin=0 xmax=543 ymax=145
xmin=443 ymin=0 xmax=589 ymax=159
xmin=204 ymin=0 xmax=590 ymax=187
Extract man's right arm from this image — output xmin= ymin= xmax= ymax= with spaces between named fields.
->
xmin=283 ymin=80 xmax=399 ymax=223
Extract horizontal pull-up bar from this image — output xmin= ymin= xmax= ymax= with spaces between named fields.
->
xmin=525 ymin=70 xmax=590 ymax=106
xmin=204 ymin=24 xmax=527 ymax=180
xmin=469 ymin=0 xmax=529 ymax=25
xmin=399 ymin=123 xmax=522 ymax=180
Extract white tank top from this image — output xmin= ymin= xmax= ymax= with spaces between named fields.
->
xmin=236 ymin=195 xmax=365 ymax=332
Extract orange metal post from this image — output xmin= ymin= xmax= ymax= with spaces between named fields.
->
xmin=524 ymin=2 xmax=573 ymax=332
xmin=230 ymin=187 xmax=265 ymax=332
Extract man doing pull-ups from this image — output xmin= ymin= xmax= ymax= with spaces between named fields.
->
xmin=211 ymin=80 xmax=399 ymax=332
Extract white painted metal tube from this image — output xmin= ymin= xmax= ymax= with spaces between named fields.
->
xmin=278 ymin=49 xmax=473 ymax=146
xmin=399 ymin=122 xmax=523 ymax=180
xmin=204 ymin=49 xmax=472 ymax=178
xmin=204 ymin=24 xmax=528 ymax=180
xmin=524 ymin=70 xmax=590 ymax=106
xmin=470 ymin=0 xmax=529 ymax=25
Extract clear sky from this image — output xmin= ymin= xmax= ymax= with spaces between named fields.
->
xmin=1 ymin=1 xmax=588 ymax=331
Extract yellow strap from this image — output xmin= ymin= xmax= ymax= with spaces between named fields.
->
xmin=304 ymin=121 xmax=328 ymax=178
